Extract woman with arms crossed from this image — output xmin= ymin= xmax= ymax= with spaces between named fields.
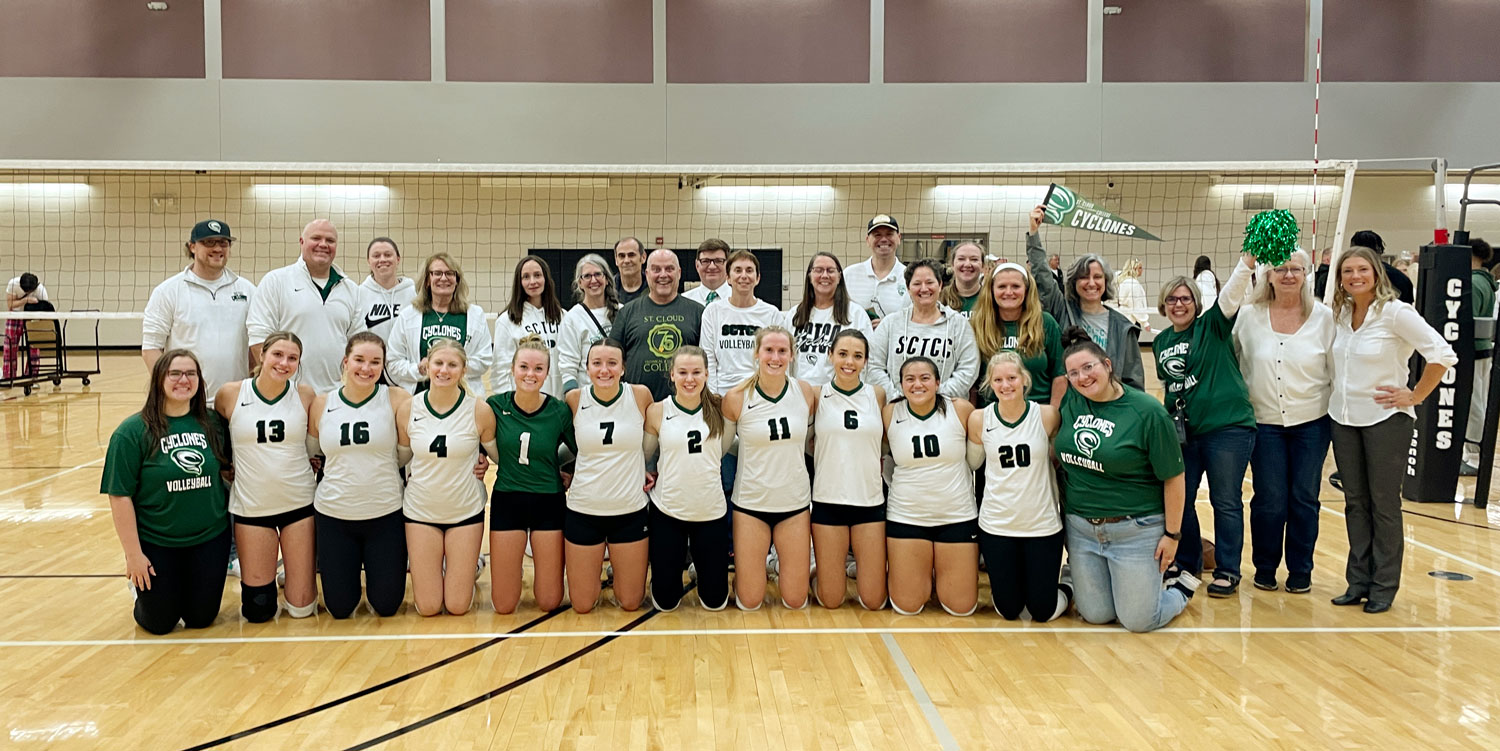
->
xmin=214 ymin=331 xmax=318 ymax=622
xmin=643 ymin=346 xmax=736 ymax=610
xmin=722 ymin=326 xmax=818 ymax=610
xmin=397 ymin=338 xmax=491 ymax=616
xmin=104 ymin=349 xmax=232 ymax=634
xmin=884 ymin=357 xmax=979 ymax=616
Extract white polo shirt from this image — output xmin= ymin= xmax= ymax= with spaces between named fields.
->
xmin=246 ymin=258 xmax=365 ymax=394
xmin=682 ymin=280 xmax=730 ymax=306
xmin=843 ymin=256 xmax=909 ymax=319
xmin=141 ymin=266 xmax=256 ymax=406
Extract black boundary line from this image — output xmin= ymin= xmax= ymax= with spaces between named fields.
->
xmin=0 ymin=573 xmax=118 ymax=579
xmin=1403 ymin=507 xmax=1500 ymax=532
xmin=341 ymin=606 xmax=663 ymax=751
xmin=181 ymin=607 xmax=566 ymax=751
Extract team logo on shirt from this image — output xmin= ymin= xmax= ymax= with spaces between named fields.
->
xmin=169 ymin=448 xmax=206 ymax=475
xmin=1158 ymin=341 xmax=1189 ymax=380
xmin=159 ymin=432 xmax=210 ymax=477
xmin=1069 ymin=415 xmax=1115 ymax=460
xmin=647 ymin=323 xmax=684 ymax=359
xmin=232 ymin=292 xmax=248 ymax=302
xmin=365 ymin=302 xmax=400 ymax=330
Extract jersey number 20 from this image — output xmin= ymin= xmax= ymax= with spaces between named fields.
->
xmin=996 ymin=444 xmax=1032 ymax=468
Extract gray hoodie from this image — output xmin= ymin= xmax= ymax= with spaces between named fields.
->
xmin=1026 ymin=233 xmax=1146 ymax=391
xmin=867 ymin=304 xmax=980 ymax=400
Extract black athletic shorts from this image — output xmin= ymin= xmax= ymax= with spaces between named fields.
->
xmin=564 ymin=506 xmax=650 ymax=546
xmin=733 ymin=504 xmax=810 ymax=530
xmin=811 ymin=501 xmax=886 ymax=528
xmin=886 ymin=519 xmax=979 ymax=544
xmin=233 ymin=505 xmax=315 ymax=530
xmin=489 ymin=489 xmax=566 ymax=532
xmin=407 ymin=510 xmax=485 ymax=532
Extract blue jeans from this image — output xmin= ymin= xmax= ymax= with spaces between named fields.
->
xmin=1174 ymin=425 xmax=1255 ymax=581
xmin=1065 ymin=513 xmax=1189 ymax=632
xmin=1249 ymin=417 xmax=1332 ymax=584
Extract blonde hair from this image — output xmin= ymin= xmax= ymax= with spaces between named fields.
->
xmin=987 ymin=350 xmax=1033 ymax=395
xmin=1156 ymin=276 xmax=1201 ymax=316
xmin=1118 ymin=257 xmax=1143 ymax=279
xmin=340 ymin=331 xmax=387 ymax=391
xmin=669 ymin=345 xmax=726 ymax=439
xmin=733 ymin=325 xmax=795 ymax=398
xmin=414 ymin=252 xmax=471 ymax=313
xmin=511 ymin=333 xmax=551 ymax=370
xmin=1249 ymin=248 xmax=1315 ymax=319
xmin=1332 ymin=246 xmax=1399 ymax=320
xmin=251 ymin=330 xmax=303 ymax=378
xmin=424 ymin=337 xmax=470 ymax=393
xmin=971 ymin=265 xmax=1045 ymax=358
xmin=939 ymin=242 xmax=986 ymax=310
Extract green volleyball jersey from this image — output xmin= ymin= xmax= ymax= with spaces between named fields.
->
xmin=100 ymin=413 xmax=228 ymax=547
xmin=1054 ymin=387 xmax=1185 ymax=518
xmin=1151 ymin=305 xmax=1255 ymax=435
xmin=486 ymin=392 xmax=576 ymax=493
xmin=419 ymin=310 xmax=468 ymax=358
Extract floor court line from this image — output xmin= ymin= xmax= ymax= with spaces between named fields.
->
xmin=0 ymin=457 xmax=102 ymax=496
xmin=1319 ymin=506 xmax=1500 ymax=578
xmin=8 ymin=623 xmax=1500 ymax=649
xmin=882 ymin=633 xmax=960 ymax=751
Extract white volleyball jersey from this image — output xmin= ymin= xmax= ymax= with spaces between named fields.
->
xmin=733 ymin=378 xmax=812 ymax=513
xmin=315 ymin=385 xmax=403 ymax=520
xmin=568 ymin=385 xmax=649 ymax=516
xmin=886 ymin=400 xmax=975 ymax=526
xmin=652 ymin=397 xmax=727 ymax=522
xmin=404 ymin=390 xmax=486 ymax=524
xmin=980 ymin=402 xmax=1061 ymax=537
xmin=226 ymin=379 xmax=316 ymax=518
xmin=812 ymin=381 xmax=884 ymax=507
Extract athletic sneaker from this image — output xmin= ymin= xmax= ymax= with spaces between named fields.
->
xmin=1252 ymin=574 xmax=1278 ymax=591
xmin=766 ymin=548 xmax=779 ymax=581
xmin=228 ymin=558 xmax=241 ymax=579
xmin=1162 ymin=563 xmax=1201 ymax=599
xmin=845 ymin=552 xmax=857 ymax=580
xmin=476 ymin=554 xmax=487 ymax=577
xmin=1285 ymin=575 xmax=1312 ymax=594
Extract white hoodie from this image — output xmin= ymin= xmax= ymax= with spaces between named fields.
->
xmin=358 ymin=276 xmax=416 ymax=343
xmin=492 ymin=303 xmax=563 ymax=396
xmin=557 ymin=303 xmax=615 ymax=392
xmin=385 ymin=303 xmax=494 ymax=394
xmin=866 ymin=304 xmax=979 ymax=401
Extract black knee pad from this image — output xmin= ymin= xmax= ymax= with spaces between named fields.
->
xmin=241 ymin=581 xmax=279 ymax=623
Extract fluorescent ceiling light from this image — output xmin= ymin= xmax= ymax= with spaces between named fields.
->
xmin=930 ymin=184 xmax=1049 ymax=200
xmin=697 ymin=185 xmax=834 ymax=199
xmin=1443 ymin=183 xmax=1500 ymax=201
xmin=1208 ymin=183 xmax=1341 ymax=193
xmin=0 ymin=182 xmax=91 ymax=196
xmin=252 ymin=183 xmax=389 ymax=198
xmin=479 ymin=177 xmax=610 ymax=189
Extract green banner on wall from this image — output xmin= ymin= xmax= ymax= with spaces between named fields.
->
xmin=1041 ymin=184 xmax=1161 ymax=241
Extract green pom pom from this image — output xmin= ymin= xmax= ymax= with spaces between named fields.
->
xmin=1242 ymin=210 xmax=1300 ymax=266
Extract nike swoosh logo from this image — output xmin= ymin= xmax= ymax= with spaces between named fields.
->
xmin=502 ymin=410 xmax=512 ymax=416
xmin=293 ymin=287 xmax=305 ymax=292
xmin=985 ymin=426 xmax=998 ymax=432
xmin=365 ymin=313 xmax=392 ymax=329
xmin=412 ymin=415 xmax=424 ymax=422
xmin=240 ymin=400 xmax=253 ymax=407
xmin=664 ymin=415 xmax=675 ymax=420
xmin=580 ymin=405 xmax=591 ymax=411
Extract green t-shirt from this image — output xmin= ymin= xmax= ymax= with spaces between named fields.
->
xmin=100 ymin=413 xmax=228 ymax=547
xmin=1151 ymin=305 xmax=1256 ymax=435
xmin=419 ymin=309 xmax=468 ymax=358
xmin=486 ymin=392 xmax=576 ymax=493
xmin=976 ymin=313 xmax=1064 ymax=405
xmin=1055 ymin=386 xmax=1185 ymax=518
xmin=958 ymin=292 xmax=980 ymax=314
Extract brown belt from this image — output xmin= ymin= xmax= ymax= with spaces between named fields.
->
xmin=1085 ymin=516 xmax=1131 ymax=525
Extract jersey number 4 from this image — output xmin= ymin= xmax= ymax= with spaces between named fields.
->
xmin=429 ymin=435 xmax=448 ymax=458
xmin=996 ymin=444 xmax=1032 ymax=468
xmin=339 ymin=422 xmax=371 ymax=446
xmin=255 ymin=420 xmax=285 ymax=443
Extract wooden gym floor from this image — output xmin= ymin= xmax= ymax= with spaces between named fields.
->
xmin=2 ymin=353 xmax=1499 ymax=749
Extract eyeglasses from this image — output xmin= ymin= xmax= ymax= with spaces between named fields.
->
xmin=810 ymin=268 xmax=840 ymax=277
xmin=1065 ymin=361 xmax=1105 ymax=381
xmin=579 ymin=272 xmax=605 ymax=281
xmin=1272 ymin=266 xmax=1306 ymax=276
xmin=1164 ymin=295 xmax=1195 ymax=306
xmin=166 ymin=370 xmax=199 ymax=380
xmin=197 ymin=238 xmax=232 ymax=249
xmin=429 ymin=270 xmax=458 ymax=279
xmin=698 ymin=258 xmax=726 ymax=267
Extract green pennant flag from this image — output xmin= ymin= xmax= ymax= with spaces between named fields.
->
xmin=1041 ymin=183 xmax=1161 ymax=241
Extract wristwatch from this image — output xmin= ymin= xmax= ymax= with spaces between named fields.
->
xmin=1162 ymin=530 xmax=1182 ymax=541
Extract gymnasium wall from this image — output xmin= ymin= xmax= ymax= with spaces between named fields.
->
xmin=0 ymin=0 xmax=1499 ymax=166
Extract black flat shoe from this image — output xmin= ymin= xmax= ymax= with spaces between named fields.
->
xmin=1331 ymin=591 xmax=1367 ymax=606
xmin=1363 ymin=600 xmax=1393 ymax=614
xmin=1252 ymin=575 xmax=1278 ymax=592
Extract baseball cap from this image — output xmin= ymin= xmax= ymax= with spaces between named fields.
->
xmin=866 ymin=215 xmax=900 ymax=235
xmin=190 ymin=219 xmax=236 ymax=243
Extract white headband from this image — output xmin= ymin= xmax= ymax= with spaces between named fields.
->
xmin=993 ymin=262 xmax=1028 ymax=278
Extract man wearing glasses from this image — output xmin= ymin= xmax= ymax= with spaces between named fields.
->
xmin=681 ymin=239 xmax=732 ymax=306
xmin=142 ymin=219 xmax=257 ymax=407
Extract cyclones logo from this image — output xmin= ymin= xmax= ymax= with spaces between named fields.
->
xmin=169 ymin=447 xmax=205 ymax=475
xmin=1074 ymin=428 xmax=1102 ymax=459
xmin=1161 ymin=356 xmax=1187 ymax=380
xmin=1044 ymin=186 xmax=1076 ymax=224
